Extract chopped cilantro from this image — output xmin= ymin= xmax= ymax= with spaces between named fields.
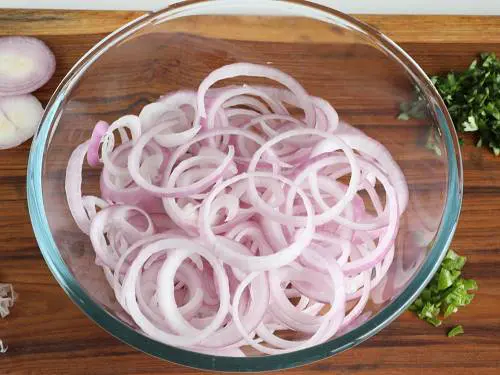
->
xmin=397 ymin=112 xmax=410 ymax=121
xmin=425 ymin=127 xmax=443 ymax=156
xmin=399 ymin=52 xmax=500 ymax=156
xmin=447 ymin=325 xmax=464 ymax=337
xmin=409 ymin=250 xmax=477 ymax=333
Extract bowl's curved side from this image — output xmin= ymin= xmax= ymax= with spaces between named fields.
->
xmin=27 ymin=0 xmax=462 ymax=371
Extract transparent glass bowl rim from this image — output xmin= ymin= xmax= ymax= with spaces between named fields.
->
xmin=27 ymin=0 xmax=463 ymax=371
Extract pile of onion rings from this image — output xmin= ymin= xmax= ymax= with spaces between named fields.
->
xmin=65 ymin=63 xmax=408 ymax=356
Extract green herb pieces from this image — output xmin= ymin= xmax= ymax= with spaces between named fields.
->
xmin=397 ymin=112 xmax=410 ymax=121
xmin=447 ymin=325 xmax=464 ymax=337
xmin=441 ymin=249 xmax=466 ymax=271
xmin=409 ymin=250 xmax=477 ymax=331
xmin=399 ymin=52 xmax=500 ymax=155
xmin=399 ymin=95 xmax=427 ymax=120
xmin=438 ymin=268 xmax=458 ymax=291
xmin=425 ymin=127 xmax=443 ymax=156
xmin=417 ymin=302 xmax=442 ymax=327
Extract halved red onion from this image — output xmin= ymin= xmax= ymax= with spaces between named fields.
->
xmin=0 ymin=37 xmax=55 ymax=96
xmin=0 ymin=94 xmax=43 ymax=149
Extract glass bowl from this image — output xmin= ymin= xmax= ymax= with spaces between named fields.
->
xmin=27 ymin=0 xmax=463 ymax=371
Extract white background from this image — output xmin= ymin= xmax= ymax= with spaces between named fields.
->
xmin=0 ymin=0 xmax=499 ymax=15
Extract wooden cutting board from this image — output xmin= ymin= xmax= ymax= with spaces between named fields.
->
xmin=0 ymin=9 xmax=499 ymax=375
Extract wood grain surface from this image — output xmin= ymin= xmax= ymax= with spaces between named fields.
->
xmin=0 ymin=9 xmax=500 ymax=375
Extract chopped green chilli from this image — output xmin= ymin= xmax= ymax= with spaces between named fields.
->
xmin=409 ymin=250 xmax=477 ymax=332
xmin=447 ymin=325 xmax=464 ymax=337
